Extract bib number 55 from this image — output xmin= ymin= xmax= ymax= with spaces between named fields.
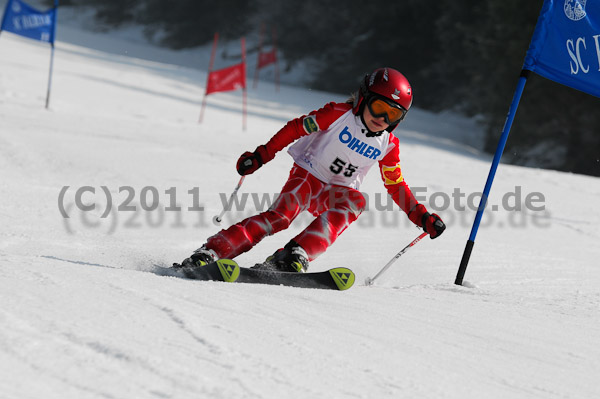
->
xmin=330 ymin=157 xmax=358 ymax=177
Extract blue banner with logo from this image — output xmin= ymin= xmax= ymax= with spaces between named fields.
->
xmin=1 ymin=0 xmax=57 ymax=44
xmin=524 ymin=0 xmax=600 ymax=98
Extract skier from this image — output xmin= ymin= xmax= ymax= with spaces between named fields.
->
xmin=179 ymin=67 xmax=446 ymax=272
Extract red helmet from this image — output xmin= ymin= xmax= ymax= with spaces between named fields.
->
xmin=353 ymin=67 xmax=413 ymax=130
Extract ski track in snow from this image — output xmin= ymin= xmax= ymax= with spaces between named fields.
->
xmin=1 ymin=5 xmax=600 ymax=398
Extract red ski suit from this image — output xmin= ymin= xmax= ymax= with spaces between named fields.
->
xmin=205 ymin=102 xmax=426 ymax=261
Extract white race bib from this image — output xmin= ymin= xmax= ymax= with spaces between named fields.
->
xmin=288 ymin=110 xmax=393 ymax=189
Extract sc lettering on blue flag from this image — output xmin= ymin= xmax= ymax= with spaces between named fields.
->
xmin=0 ymin=0 xmax=56 ymax=44
xmin=524 ymin=0 xmax=600 ymax=98
xmin=567 ymin=35 xmax=600 ymax=74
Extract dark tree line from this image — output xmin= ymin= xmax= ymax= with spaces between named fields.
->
xmin=47 ymin=0 xmax=600 ymax=176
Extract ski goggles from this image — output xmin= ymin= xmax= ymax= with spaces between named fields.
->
xmin=367 ymin=96 xmax=407 ymax=124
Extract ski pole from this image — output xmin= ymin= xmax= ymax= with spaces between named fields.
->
xmin=365 ymin=231 xmax=428 ymax=286
xmin=213 ymin=176 xmax=245 ymax=225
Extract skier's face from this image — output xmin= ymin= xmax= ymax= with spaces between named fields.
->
xmin=363 ymin=104 xmax=390 ymax=132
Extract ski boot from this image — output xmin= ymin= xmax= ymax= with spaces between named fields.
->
xmin=253 ymin=241 xmax=309 ymax=273
xmin=175 ymin=246 xmax=218 ymax=269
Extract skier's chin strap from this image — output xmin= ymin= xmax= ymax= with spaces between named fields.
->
xmin=359 ymin=113 xmax=386 ymax=137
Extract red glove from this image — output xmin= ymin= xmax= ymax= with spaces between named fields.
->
xmin=236 ymin=145 xmax=271 ymax=176
xmin=422 ymin=213 xmax=446 ymax=239
xmin=408 ymin=204 xmax=446 ymax=239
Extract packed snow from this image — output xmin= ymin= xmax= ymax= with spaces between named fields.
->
xmin=1 ymin=4 xmax=600 ymax=399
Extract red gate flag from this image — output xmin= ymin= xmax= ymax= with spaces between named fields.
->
xmin=206 ymin=62 xmax=246 ymax=95
xmin=253 ymin=24 xmax=280 ymax=90
xmin=257 ymin=48 xmax=277 ymax=69
xmin=199 ymin=33 xmax=247 ymax=130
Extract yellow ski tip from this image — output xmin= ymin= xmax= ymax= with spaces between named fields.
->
xmin=216 ymin=259 xmax=240 ymax=282
xmin=329 ymin=268 xmax=355 ymax=291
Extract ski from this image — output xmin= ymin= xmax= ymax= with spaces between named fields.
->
xmin=174 ymin=259 xmax=355 ymax=291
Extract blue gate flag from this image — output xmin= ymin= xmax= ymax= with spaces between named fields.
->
xmin=524 ymin=0 xmax=600 ymax=98
xmin=1 ymin=0 xmax=57 ymax=44
xmin=456 ymin=1 xmax=600 ymax=286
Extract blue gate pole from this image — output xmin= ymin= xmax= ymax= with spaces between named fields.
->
xmin=45 ymin=42 xmax=55 ymax=109
xmin=455 ymin=70 xmax=530 ymax=285
xmin=45 ymin=1 xmax=58 ymax=109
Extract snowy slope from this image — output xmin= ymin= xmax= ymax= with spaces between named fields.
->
xmin=1 ymin=12 xmax=600 ymax=399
